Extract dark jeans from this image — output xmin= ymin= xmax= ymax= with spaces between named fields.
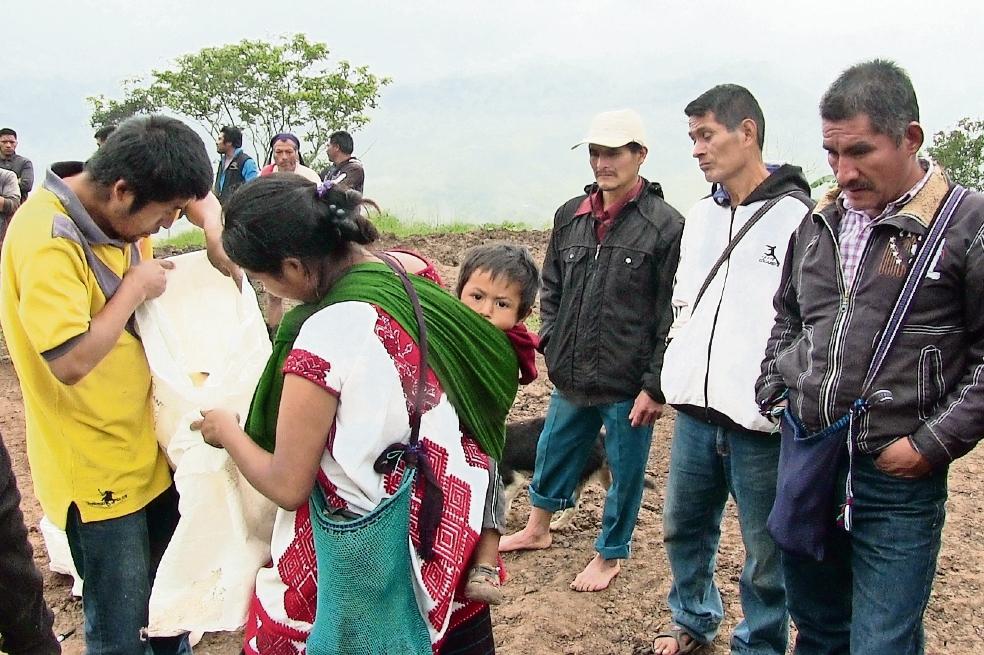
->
xmin=529 ymin=390 xmax=654 ymax=559
xmin=663 ymin=412 xmax=788 ymax=654
xmin=66 ymin=486 xmax=191 ymax=655
xmin=0 ymin=432 xmax=60 ymax=655
xmin=782 ymin=453 xmax=947 ymax=655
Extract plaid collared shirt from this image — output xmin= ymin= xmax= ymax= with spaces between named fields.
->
xmin=838 ymin=161 xmax=933 ymax=290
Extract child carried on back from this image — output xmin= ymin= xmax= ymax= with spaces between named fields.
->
xmin=454 ymin=243 xmax=541 ymax=605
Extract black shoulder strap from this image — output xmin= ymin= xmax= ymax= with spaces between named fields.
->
xmin=691 ymin=193 xmax=792 ymax=312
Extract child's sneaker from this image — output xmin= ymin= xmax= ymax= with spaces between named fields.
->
xmin=464 ymin=564 xmax=504 ymax=605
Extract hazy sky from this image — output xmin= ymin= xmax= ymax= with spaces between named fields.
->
xmin=6 ymin=0 xmax=984 ymax=224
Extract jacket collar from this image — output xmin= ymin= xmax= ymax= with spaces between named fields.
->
xmin=815 ymin=164 xmax=950 ymax=232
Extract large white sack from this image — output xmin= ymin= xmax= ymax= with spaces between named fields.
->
xmin=135 ymin=250 xmax=277 ymax=635
xmin=38 ymin=515 xmax=83 ymax=597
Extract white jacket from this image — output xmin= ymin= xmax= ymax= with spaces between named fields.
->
xmin=661 ymin=165 xmax=813 ymax=433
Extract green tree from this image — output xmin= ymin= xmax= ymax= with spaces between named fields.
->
xmin=927 ymin=117 xmax=984 ymax=191
xmin=88 ymin=34 xmax=390 ymax=167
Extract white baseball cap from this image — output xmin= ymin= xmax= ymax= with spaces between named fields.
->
xmin=572 ymin=109 xmax=647 ymax=150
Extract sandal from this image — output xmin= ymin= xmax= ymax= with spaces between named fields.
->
xmin=464 ymin=564 xmax=504 ymax=605
xmin=652 ymin=624 xmax=704 ymax=655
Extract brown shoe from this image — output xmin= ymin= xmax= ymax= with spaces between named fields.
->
xmin=464 ymin=564 xmax=504 ymax=605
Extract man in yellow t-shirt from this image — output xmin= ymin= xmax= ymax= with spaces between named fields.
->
xmin=0 ymin=116 xmax=213 ymax=655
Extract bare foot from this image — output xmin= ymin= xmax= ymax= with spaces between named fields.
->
xmin=570 ymin=553 xmax=620 ymax=592
xmin=499 ymin=526 xmax=552 ymax=552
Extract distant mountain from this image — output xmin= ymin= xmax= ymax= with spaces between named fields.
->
xmin=355 ymin=62 xmax=827 ymax=226
xmin=6 ymin=63 xmax=828 ymax=228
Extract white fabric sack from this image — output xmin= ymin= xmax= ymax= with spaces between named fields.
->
xmin=134 ymin=250 xmax=277 ymax=635
xmin=38 ymin=515 xmax=83 ymax=596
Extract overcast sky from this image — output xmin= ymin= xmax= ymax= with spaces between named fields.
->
xmin=6 ymin=0 xmax=984 ymax=224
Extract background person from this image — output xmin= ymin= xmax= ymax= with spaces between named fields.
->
xmin=653 ymin=84 xmax=813 ymax=655
xmin=0 ymin=168 xmax=20 ymax=249
xmin=193 ymin=175 xmax=518 ymax=653
xmin=94 ymin=125 xmax=116 ymax=148
xmin=0 ymin=115 xmax=213 ymax=655
xmin=213 ymin=125 xmax=258 ymax=205
xmin=0 ymin=128 xmax=34 ymax=202
xmin=259 ymin=133 xmax=321 ymax=183
xmin=500 ymin=109 xmax=684 ymax=593
xmin=320 ymin=130 xmax=365 ymax=192
xmin=756 ymin=59 xmax=984 ymax=655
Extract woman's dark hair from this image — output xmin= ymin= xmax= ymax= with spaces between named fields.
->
xmin=222 ymin=174 xmax=379 ymax=276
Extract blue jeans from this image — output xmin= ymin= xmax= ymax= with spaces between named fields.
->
xmin=529 ymin=390 xmax=653 ymax=559
xmin=782 ymin=453 xmax=947 ymax=655
xmin=66 ymin=486 xmax=192 ymax=655
xmin=663 ymin=411 xmax=787 ymax=655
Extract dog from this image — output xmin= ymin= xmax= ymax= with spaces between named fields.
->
xmin=499 ymin=416 xmax=613 ymax=531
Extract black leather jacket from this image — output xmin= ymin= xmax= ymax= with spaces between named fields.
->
xmin=540 ymin=179 xmax=684 ymax=406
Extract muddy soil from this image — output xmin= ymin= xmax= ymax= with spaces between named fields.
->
xmin=3 ymin=228 xmax=982 ymax=654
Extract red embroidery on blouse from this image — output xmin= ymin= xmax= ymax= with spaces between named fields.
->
xmin=316 ymin=469 xmax=348 ymax=510
xmin=402 ymin=439 xmax=479 ymax=631
xmin=275 ymin=503 xmax=318 ymax=624
xmin=373 ymin=310 xmax=441 ymax=417
xmin=244 ymin=595 xmax=306 ymax=655
xmin=282 ymin=349 xmax=338 ymax=395
xmin=461 ymin=434 xmax=490 ymax=469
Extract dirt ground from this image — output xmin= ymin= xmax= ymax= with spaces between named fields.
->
xmin=4 ymin=228 xmax=984 ymax=654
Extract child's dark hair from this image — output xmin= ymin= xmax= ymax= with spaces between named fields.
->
xmin=455 ymin=243 xmax=541 ymax=317
xmin=222 ymin=174 xmax=379 ymax=275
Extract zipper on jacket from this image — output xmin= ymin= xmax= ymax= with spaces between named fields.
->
xmin=702 ymin=205 xmax=738 ymax=415
xmin=815 ymin=213 xmax=865 ymax=426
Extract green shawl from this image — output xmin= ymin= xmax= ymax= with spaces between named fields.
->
xmin=244 ymin=262 xmax=518 ymax=461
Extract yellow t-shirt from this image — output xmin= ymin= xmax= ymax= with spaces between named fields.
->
xmin=0 ymin=179 xmax=171 ymax=529
xmin=139 ymin=236 xmax=154 ymax=261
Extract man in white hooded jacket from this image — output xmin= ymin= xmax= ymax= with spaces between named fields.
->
xmin=653 ymin=85 xmax=813 ymax=655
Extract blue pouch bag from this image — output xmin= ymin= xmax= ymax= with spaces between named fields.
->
xmin=767 ymin=408 xmax=847 ymax=561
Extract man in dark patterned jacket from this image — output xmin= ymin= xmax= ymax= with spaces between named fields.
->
xmin=757 ymin=60 xmax=984 ymax=655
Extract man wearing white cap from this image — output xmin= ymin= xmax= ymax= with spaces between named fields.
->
xmin=501 ymin=110 xmax=684 ymax=592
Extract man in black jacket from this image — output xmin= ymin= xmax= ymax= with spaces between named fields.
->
xmin=0 ymin=432 xmax=60 ymax=655
xmin=501 ymin=110 xmax=684 ymax=592
xmin=757 ymin=60 xmax=984 ymax=654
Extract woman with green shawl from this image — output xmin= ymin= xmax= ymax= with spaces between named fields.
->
xmin=192 ymin=175 xmax=517 ymax=654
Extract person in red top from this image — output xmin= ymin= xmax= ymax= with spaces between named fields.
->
xmin=454 ymin=243 xmax=541 ymax=604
